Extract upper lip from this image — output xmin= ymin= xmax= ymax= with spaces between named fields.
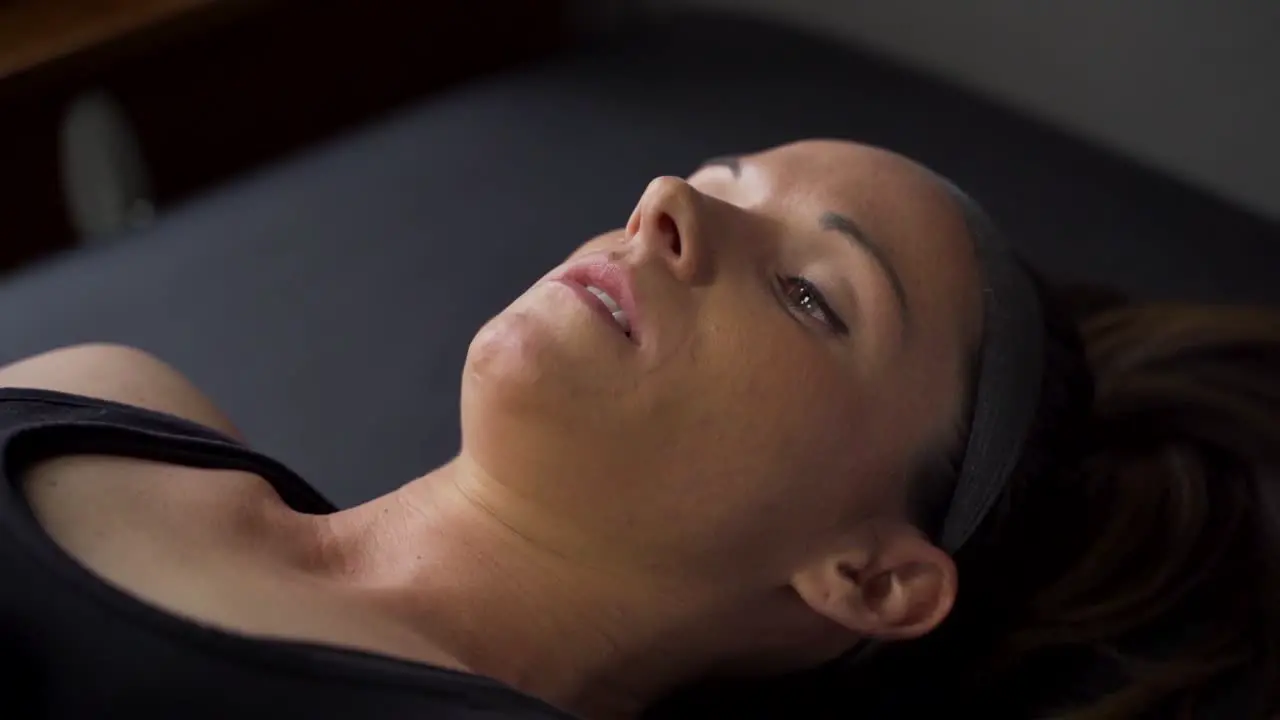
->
xmin=553 ymin=255 xmax=643 ymax=343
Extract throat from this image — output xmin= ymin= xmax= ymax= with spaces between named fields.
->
xmin=318 ymin=464 xmax=720 ymax=719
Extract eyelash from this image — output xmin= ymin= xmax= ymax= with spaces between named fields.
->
xmin=777 ymin=275 xmax=849 ymax=335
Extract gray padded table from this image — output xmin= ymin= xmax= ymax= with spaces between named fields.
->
xmin=2 ymin=12 xmax=1277 ymax=508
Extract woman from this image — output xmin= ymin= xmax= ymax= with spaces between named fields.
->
xmin=0 ymin=140 xmax=1276 ymax=719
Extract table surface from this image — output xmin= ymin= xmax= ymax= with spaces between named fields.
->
xmin=0 ymin=0 xmax=223 ymax=83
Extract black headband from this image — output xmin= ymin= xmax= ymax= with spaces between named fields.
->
xmin=819 ymin=184 xmax=1045 ymax=673
xmin=936 ymin=187 xmax=1045 ymax=554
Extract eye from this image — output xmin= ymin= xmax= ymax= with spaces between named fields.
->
xmin=778 ymin=275 xmax=849 ymax=335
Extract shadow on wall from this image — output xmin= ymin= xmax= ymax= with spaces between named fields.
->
xmin=643 ymin=0 xmax=1280 ymax=221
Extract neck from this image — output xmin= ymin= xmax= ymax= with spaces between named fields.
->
xmin=319 ymin=455 xmax=718 ymax=719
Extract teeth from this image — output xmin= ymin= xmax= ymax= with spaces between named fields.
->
xmin=585 ymin=285 xmax=632 ymax=336
xmin=585 ymin=285 xmax=621 ymax=314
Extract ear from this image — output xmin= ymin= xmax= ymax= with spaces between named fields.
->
xmin=789 ymin=524 xmax=957 ymax=641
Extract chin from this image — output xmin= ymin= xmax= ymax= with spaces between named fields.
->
xmin=465 ymin=308 xmax=552 ymax=392
xmin=463 ymin=319 xmax=598 ymax=441
xmin=468 ymin=283 xmax=634 ymax=400
xmin=460 ymin=284 xmax=650 ymax=474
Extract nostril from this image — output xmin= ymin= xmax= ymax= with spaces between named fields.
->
xmin=659 ymin=213 xmax=681 ymax=258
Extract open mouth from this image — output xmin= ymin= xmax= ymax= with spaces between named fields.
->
xmin=552 ymin=256 xmax=641 ymax=344
xmin=582 ymin=284 xmax=632 ymax=338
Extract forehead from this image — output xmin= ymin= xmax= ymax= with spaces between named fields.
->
xmin=712 ymin=140 xmax=987 ymax=498
xmin=743 ymin=140 xmax=982 ymax=335
xmin=744 ymin=140 xmax=954 ymax=224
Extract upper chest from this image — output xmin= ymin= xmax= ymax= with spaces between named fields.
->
xmin=21 ymin=455 xmax=319 ymax=627
xmin=17 ymin=455 xmax=437 ymax=661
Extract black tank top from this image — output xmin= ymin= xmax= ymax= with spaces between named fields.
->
xmin=0 ymin=388 xmax=572 ymax=719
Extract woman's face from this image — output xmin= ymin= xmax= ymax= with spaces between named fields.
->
xmin=461 ymin=140 xmax=982 ymax=613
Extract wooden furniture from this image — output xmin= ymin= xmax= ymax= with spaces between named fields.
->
xmin=0 ymin=0 xmax=568 ymax=272
xmin=0 ymin=1 xmax=240 ymax=88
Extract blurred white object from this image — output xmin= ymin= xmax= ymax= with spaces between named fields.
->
xmin=60 ymin=90 xmax=156 ymax=242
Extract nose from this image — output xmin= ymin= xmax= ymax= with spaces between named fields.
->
xmin=626 ymin=176 xmax=706 ymax=283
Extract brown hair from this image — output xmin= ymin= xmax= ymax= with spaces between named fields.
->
xmin=929 ymin=282 xmax=1280 ymax=718
xmin=646 ymin=291 xmax=1280 ymax=718
xmin=645 ymin=204 xmax=1280 ymax=718
xmin=644 ymin=283 xmax=1280 ymax=720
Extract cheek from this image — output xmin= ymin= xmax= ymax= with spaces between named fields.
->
xmin=668 ymin=323 xmax=877 ymax=539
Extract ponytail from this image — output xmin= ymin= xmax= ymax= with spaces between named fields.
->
xmin=946 ymin=288 xmax=1280 ymax=718
xmin=645 ymin=290 xmax=1280 ymax=720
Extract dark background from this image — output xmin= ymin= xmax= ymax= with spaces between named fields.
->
xmin=0 ymin=0 xmax=569 ymax=272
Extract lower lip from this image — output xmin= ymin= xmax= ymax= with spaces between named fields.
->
xmin=554 ymin=279 xmax=632 ymax=341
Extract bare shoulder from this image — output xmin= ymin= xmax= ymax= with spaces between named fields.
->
xmin=1 ymin=343 xmax=256 ymax=536
xmin=0 ymin=343 xmax=242 ymax=440
xmin=0 ymin=346 xmax=453 ymax=669
xmin=3 ymin=345 xmax=282 ymax=619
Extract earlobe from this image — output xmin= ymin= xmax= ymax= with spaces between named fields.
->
xmin=865 ymin=554 xmax=956 ymax=640
xmin=791 ymin=529 xmax=957 ymax=641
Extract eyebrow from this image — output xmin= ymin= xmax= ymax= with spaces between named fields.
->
xmin=819 ymin=211 xmax=911 ymax=328
xmin=697 ymin=155 xmax=910 ymax=330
